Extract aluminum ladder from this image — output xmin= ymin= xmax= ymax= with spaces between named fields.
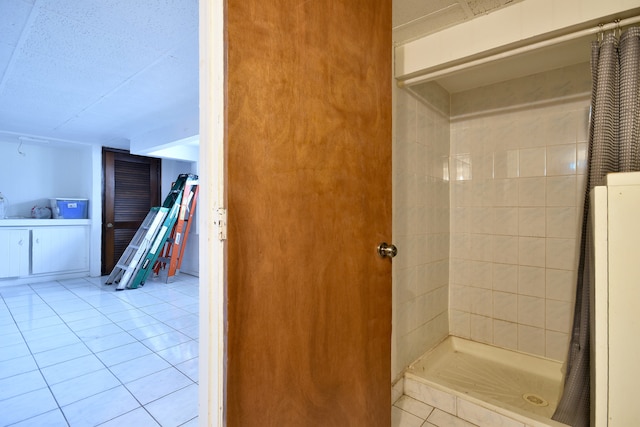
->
xmin=104 ymin=206 xmax=168 ymax=290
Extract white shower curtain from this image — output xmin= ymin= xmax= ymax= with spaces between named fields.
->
xmin=552 ymin=27 xmax=640 ymax=427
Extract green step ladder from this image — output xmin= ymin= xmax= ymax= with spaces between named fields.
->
xmin=127 ymin=173 xmax=198 ymax=289
xmin=105 ymin=206 xmax=168 ymax=290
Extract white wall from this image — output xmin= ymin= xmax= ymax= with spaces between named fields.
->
xmin=0 ymin=139 xmax=100 ymax=277
xmin=392 ymin=82 xmax=450 ymax=380
xmin=0 ymin=140 xmax=92 ymax=218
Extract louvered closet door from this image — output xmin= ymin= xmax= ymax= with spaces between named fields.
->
xmin=102 ymin=149 xmax=161 ymax=275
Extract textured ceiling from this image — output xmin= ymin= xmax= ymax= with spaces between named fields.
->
xmin=393 ymin=0 xmax=520 ymax=43
xmin=0 ymin=0 xmax=516 ymax=150
xmin=0 ymin=0 xmax=198 ymax=149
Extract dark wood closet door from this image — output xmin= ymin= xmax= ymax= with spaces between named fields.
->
xmin=102 ymin=148 xmax=161 ymax=275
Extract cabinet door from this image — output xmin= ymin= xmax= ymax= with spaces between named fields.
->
xmin=0 ymin=229 xmax=30 ymax=278
xmin=31 ymin=226 xmax=89 ymax=275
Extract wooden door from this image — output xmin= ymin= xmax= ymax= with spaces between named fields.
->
xmin=102 ymin=149 xmax=161 ymax=274
xmin=226 ymin=1 xmax=392 ymax=425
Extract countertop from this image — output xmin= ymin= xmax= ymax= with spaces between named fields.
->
xmin=0 ymin=218 xmax=91 ymax=227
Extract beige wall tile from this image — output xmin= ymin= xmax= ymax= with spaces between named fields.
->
xmin=519 ymin=147 xmax=546 ymax=177
xmin=547 ymin=175 xmax=577 ymax=207
xmin=546 ymin=268 xmax=576 ymax=302
xmin=404 ymin=379 xmax=456 ymax=415
xmin=546 ymin=206 xmax=577 ymax=238
xmin=494 ymin=207 xmax=519 ymax=236
xmin=470 ymin=314 xmax=493 ymax=343
xmin=518 ymin=295 xmax=546 ymax=328
xmin=518 ymin=237 xmax=546 ymax=267
xmin=493 ymin=263 xmax=518 ymax=293
xmin=547 ymin=144 xmax=577 ymax=176
xmin=457 ymin=398 xmax=525 ymax=427
xmin=428 ymin=409 xmax=477 ymax=427
xmin=518 ymin=266 xmax=546 ymax=298
xmin=450 ymin=310 xmax=471 ymax=338
xmin=519 ymin=177 xmax=546 ymax=206
xmin=493 ymin=292 xmax=518 ymax=322
xmin=518 ymin=324 xmax=545 ymax=356
xmin=546 ymin=299 xmax=573 ymax=333
xmin=518 ymin=207 xmax=546 ymax=237
xmin=493 ymin=320 xmax=518 ymax=350
xmin=546 ymin=330 xmax=570 ymax=361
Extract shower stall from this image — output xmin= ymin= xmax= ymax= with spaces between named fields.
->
xmin=393 ymin=61 xmax=589 ymax=427
xmin=391 ymin=2 xmax=640 ymax=426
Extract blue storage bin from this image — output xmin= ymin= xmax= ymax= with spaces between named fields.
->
xmin=51 ymin=198 xmax=88 ymax=219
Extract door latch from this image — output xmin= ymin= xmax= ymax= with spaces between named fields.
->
xmin=216 ymin=208 xmax=227 ymax=241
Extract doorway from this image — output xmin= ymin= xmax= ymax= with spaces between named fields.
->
xmin=101 ymin=148 xmax=161 ymax=275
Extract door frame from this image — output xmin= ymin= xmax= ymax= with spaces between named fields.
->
xmin=199 ymin=0 xmax=226 ymax=425
xmin=101 ymin=147 xmax=161 ymax=275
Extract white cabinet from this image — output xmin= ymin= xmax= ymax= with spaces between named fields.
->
xmin=0 ymin=220 xmax=90 ymax=284
xmin=31 ymin=226 xmax=89 ymax=275
xmin=0 ymin=229 xmax=29 ymax=278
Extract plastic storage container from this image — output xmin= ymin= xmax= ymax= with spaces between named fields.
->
xmin=50 ymin=198 xmax=89 ymax=219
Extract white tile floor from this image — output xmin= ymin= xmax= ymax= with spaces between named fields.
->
xmin=0 ymin=274 xmax=199 ymax=427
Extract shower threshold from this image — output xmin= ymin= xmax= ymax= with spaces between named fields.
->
xmin=404 ymin=336 xmax=570 ymax=427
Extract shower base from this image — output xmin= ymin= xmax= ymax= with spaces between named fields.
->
xmin=404 ymin=336 xmax=570 ymax=427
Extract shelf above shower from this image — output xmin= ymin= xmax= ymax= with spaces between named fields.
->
xmin=394 ymin=2 xmax=640 ymax=94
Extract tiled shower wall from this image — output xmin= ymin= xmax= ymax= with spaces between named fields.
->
xmin=448 ymin=63 xmax=592 ymax=360
xmin=392 ymin=83 xmax=450 ymax=379
xmin=393 ymin=63 xmax=592 ymax=379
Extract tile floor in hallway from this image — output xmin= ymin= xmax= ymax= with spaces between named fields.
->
xmin=0 ymin=274 xmax=199 ymax=427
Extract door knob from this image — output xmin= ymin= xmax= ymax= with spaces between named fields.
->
xmin=377 ymin=242 xmax=397 ymax=258
xmin=106 ymin=223 xmax=113 ymax=228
